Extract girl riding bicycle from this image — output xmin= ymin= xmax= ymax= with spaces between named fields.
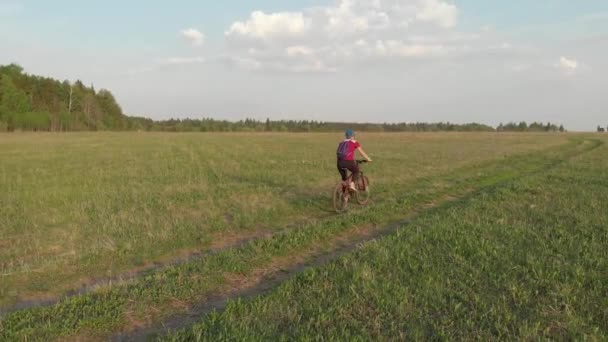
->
xmin=336 ymin=129 xmax=372 ymax=191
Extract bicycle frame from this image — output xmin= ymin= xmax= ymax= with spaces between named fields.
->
xmin=341 ymin=160 xmax=368 ymax=193
xmin=334 ymin=160 xmax=370 ymax=213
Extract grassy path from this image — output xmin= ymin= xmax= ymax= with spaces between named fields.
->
xmin=0 ymin=137 xmax=598 ymax=341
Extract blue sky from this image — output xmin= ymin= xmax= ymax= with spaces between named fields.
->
xmin=1 ymin=0 xmax=607 ymax=130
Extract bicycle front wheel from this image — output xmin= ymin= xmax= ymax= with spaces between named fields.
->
xmin=333 ymin=183 xmax=349 ymax=213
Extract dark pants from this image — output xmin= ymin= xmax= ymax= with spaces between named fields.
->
xmin=337 ymin=159 xmax=360 ymax=182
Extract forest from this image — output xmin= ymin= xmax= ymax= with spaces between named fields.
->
xmin=0 ymin=64 xmax=127 ymax=131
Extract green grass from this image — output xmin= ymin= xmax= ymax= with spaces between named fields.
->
xmin=0 ymin=133 xmax=596 ymax=341
xmin=0 ymin=132 xmax=569 ymax=308
xmin=162 ymin=138 xmax=607 ymax=341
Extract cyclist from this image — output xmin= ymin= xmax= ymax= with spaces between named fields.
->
xmin=336 ymin=129 xmax=372 ymax=191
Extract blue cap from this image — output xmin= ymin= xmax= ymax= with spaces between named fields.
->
xmin=345 ymin=129 xmax=354 ymax=138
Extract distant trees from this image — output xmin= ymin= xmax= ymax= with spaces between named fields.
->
xmin=598 ymin=125 xmax=606 ymax=133
xmin=1 ymin=64 xmax=575 ymax=134
xmin=136 ymin=118 xmax=498 ymax=133
xmin=150 ymin=119 xmax=573 ymax=133
xmin=497 ymin=121 xmax=562 ymax=132
xmin=0 ymin=63 xmax=128 ymax=131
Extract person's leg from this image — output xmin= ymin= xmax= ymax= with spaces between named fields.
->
xmin=337 ymin=160 xmax=348 ymax=182
xmin=351 ymin=163 xmax=360 ymax=183
xmin=346 ymin=161 xmax=359 ymax=190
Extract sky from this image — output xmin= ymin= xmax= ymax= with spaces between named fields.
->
xmin=0 ymin=0 xmax=607 ymax=131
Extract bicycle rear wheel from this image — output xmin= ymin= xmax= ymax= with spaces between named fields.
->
xmin=355 ymin=175 xmax=371 ymax=205
xmin=333 ymin=183 xmax=349 ymax=213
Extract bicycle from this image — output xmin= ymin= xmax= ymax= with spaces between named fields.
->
xmin=333 ymin=160 xmax=371 ymax=213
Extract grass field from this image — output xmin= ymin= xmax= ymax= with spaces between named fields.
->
xmin=164 ymin=136 xmax=608 ymax=341
xmin=1 ymin=132 xmax=606 ymax=341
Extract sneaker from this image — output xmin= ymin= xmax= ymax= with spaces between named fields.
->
xmin=349 ymin=182 xmax=357 ymax=192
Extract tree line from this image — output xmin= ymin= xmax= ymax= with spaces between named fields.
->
xmin=497 ymin=122 xmax=565 ymax=132
xmin=0 ymin=64 xmax=128 ymax=131
xmin=129 ymin=117 xmax=497 ymax=132
xmin=117 ymin=117 xmax=569 ymax=133
xmin=0 ymin=64 xmax=568 ymax=133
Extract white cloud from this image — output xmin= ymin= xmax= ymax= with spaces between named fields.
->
xmin=324 ymin=0 xmax=374 ymax=36
xmin=555 ymin=56 xmax=579 ymax=74
xmin=223 ymin=0 xmax=464 ymax=72
xmin=375 ymin=40 xmax=445 ymax=57
xmin=180 ymin=28 xmax=205 ymax=47
xmin=226 ymin=11 xmax=311 ymax=41
xmin=416 ymin=0 xmax=458 ymax=28
xmin=286 ymin=45 xmax=315 ymax=57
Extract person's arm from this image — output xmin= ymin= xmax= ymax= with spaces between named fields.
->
xmin=357 ymin=147 xmax=372 ymax=162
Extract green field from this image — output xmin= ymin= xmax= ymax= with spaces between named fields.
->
xmin=1 ymin=132 xmax=606 ymax=341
